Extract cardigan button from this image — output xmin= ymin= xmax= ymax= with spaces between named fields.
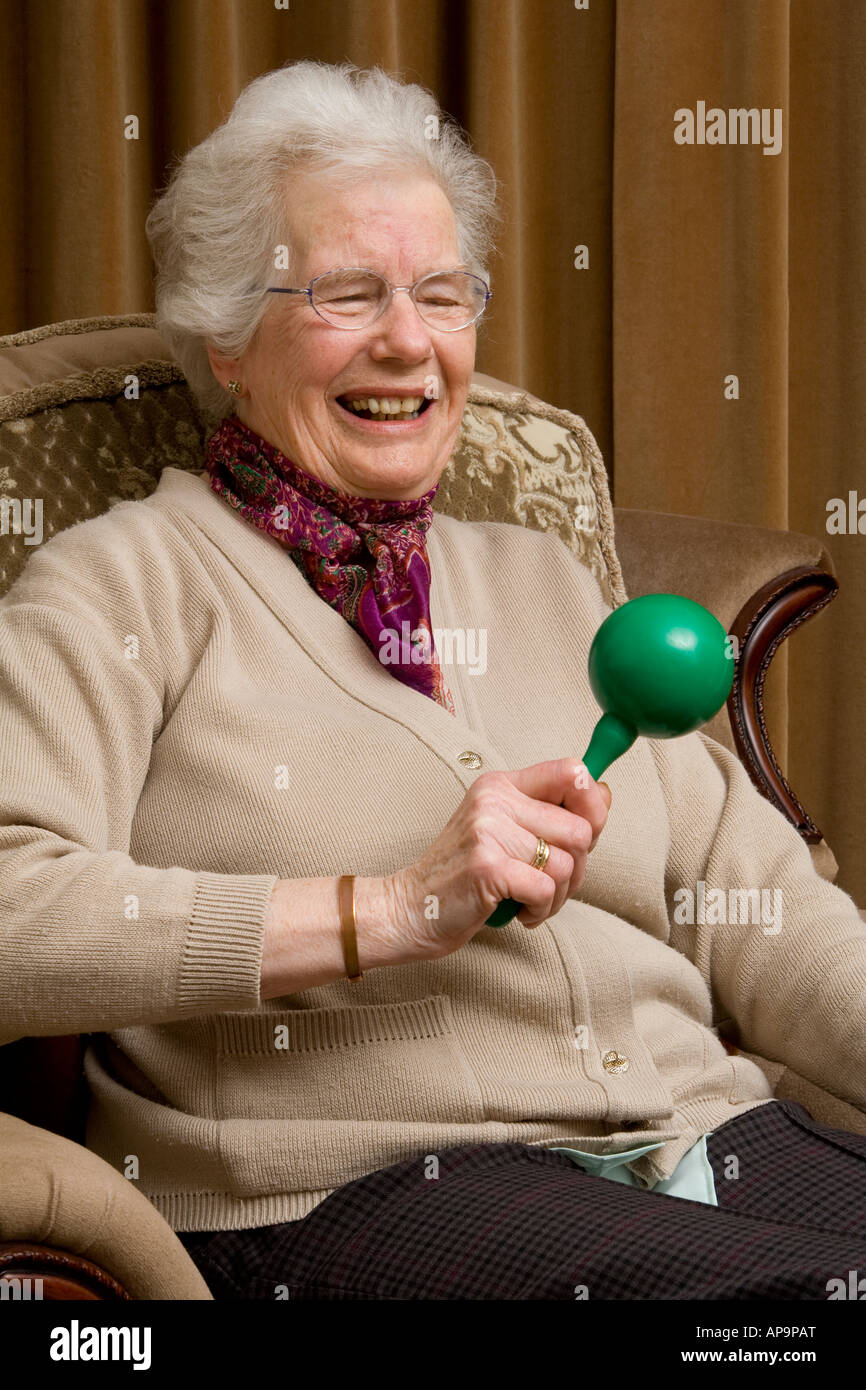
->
xmin=602 ymin=1049 xmax=629 ymax=1075
xmin=457 ymin=750 xmax=483 ymax=769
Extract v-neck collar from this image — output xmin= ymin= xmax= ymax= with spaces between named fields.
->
xmin=144 ymin=467 xmax=499 ymax=770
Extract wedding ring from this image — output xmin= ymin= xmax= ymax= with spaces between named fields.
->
xmin=530 ymin=836 xmax=550 ymax=870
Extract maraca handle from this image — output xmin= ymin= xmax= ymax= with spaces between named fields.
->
xmin=579 ymin=711 xmax=637 ymax=785
xmin=485 ymin=713 xmax=636 ymax=928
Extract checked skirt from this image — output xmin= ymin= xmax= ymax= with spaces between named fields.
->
xmin=176 ymin=1099 xmax=866 ymax=1300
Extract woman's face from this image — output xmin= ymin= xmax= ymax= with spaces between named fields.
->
xmin=208 ymin=170 xmax=478 ymax=499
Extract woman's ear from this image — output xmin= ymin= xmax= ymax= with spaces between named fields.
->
xmin=205 ymin=342 xmax=242 ymax=392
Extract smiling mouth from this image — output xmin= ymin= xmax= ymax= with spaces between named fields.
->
xmin=336 ymin=394 xmax=434 ymax=422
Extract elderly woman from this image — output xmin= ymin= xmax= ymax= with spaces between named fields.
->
xmin=2 ymin=60 xmax=866 ymax=1303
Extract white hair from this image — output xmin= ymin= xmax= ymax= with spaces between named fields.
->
xmin=145 ymin=60 xmax=499 ymax=428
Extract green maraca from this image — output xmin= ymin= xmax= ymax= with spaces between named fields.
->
xmin=486 ymin=593 xmax=735 ymax=927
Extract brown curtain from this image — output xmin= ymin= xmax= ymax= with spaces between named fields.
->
xmin=2 ymin=0 xmax=864 ymax=905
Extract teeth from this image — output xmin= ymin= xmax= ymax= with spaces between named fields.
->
xmin=343 ymin=395 xmax=426 ymax=420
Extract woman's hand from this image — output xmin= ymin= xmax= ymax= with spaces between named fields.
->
xmin=385 ymin=758 xmax=612 ymax=961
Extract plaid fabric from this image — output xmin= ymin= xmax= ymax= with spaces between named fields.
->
xmin=177 ymin=1100 xmax=866 ymax=1300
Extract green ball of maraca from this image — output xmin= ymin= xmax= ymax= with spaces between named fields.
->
xmin=587 ymin=592 xmax=734 ymax=739
xmin=485 ymin=592 xmax=734 ymax=928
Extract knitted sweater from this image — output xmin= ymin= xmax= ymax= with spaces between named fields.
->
xmin=1 ymin=465 xmax=864 ymax=1233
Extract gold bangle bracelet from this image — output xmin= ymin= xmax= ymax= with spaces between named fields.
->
xmin=338 ymin=874 xmax=363 ymax=982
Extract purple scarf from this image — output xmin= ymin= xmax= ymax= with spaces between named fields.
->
xmin=205 ymin=414 xmax=456 ymax=715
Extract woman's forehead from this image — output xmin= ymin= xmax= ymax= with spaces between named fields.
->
xmin=285 ymin=172 xmax=460 ymax=273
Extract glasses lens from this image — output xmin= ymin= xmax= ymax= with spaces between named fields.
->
xmin=414 ymin=272 xmax=488 ymax=329
xmin=310 ymin=270 xmax=386 ymax=326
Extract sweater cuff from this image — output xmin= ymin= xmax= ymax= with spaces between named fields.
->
xmin=177 ymin=871 xmax=277 ymax=1012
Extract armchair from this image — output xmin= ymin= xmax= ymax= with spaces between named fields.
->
xmin=0 ymin=316 xmax=862 ymax=1300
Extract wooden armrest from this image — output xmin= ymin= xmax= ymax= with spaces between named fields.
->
xmin=0 ymin=1241 xmax=130 ymax=1299
xmin=727 ymin=565 xmax=838 ymax=842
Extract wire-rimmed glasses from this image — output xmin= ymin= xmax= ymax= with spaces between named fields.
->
xmin=267 ymin=267 xmax=491 ymax=331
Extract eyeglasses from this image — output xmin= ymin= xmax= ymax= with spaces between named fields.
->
xmin=266 ymin=267 xmax=491 ymax=331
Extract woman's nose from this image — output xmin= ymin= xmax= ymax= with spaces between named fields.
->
xmin=369 ymin=287 xmax=434 ymax=355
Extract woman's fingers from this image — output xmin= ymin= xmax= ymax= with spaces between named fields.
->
xmin=506 ymin=758 xmax=611 ymax=850
xmin=591 ymin=781 xmax=612 ymax=849
xmin=491 ymin=769 xmax=613 ymax=926
xmin=505 ymin=794 xmax=595 ymax=858
xmin=507 ymin=757 xmax=610 ymax=814
xmin=506 ymin=833 xmax=576 ymax=928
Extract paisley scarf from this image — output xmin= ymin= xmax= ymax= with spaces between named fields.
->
xmin=205 ymin=414 xmax=456 ymax=715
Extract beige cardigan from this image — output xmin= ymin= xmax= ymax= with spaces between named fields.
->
xmin=1 ymin=465 xmax=864 ymax=1232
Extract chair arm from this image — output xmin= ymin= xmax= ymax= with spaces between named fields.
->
xmin=727 ymin=565 xmax=838 ymax=842
xmin=611 ymin=507 xmax=835 ymax=622
xmin=0 ymin=1111 xmax=212 ymax=1300
xmin=612 ymin=507 xmax=837 ymax=853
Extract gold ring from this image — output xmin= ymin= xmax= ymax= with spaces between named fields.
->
xmin=530 ymin=836 xmax=550 ymax=870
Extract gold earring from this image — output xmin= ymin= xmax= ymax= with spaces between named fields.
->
xmin=227 ymin=380 xmax=242 ymax=395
